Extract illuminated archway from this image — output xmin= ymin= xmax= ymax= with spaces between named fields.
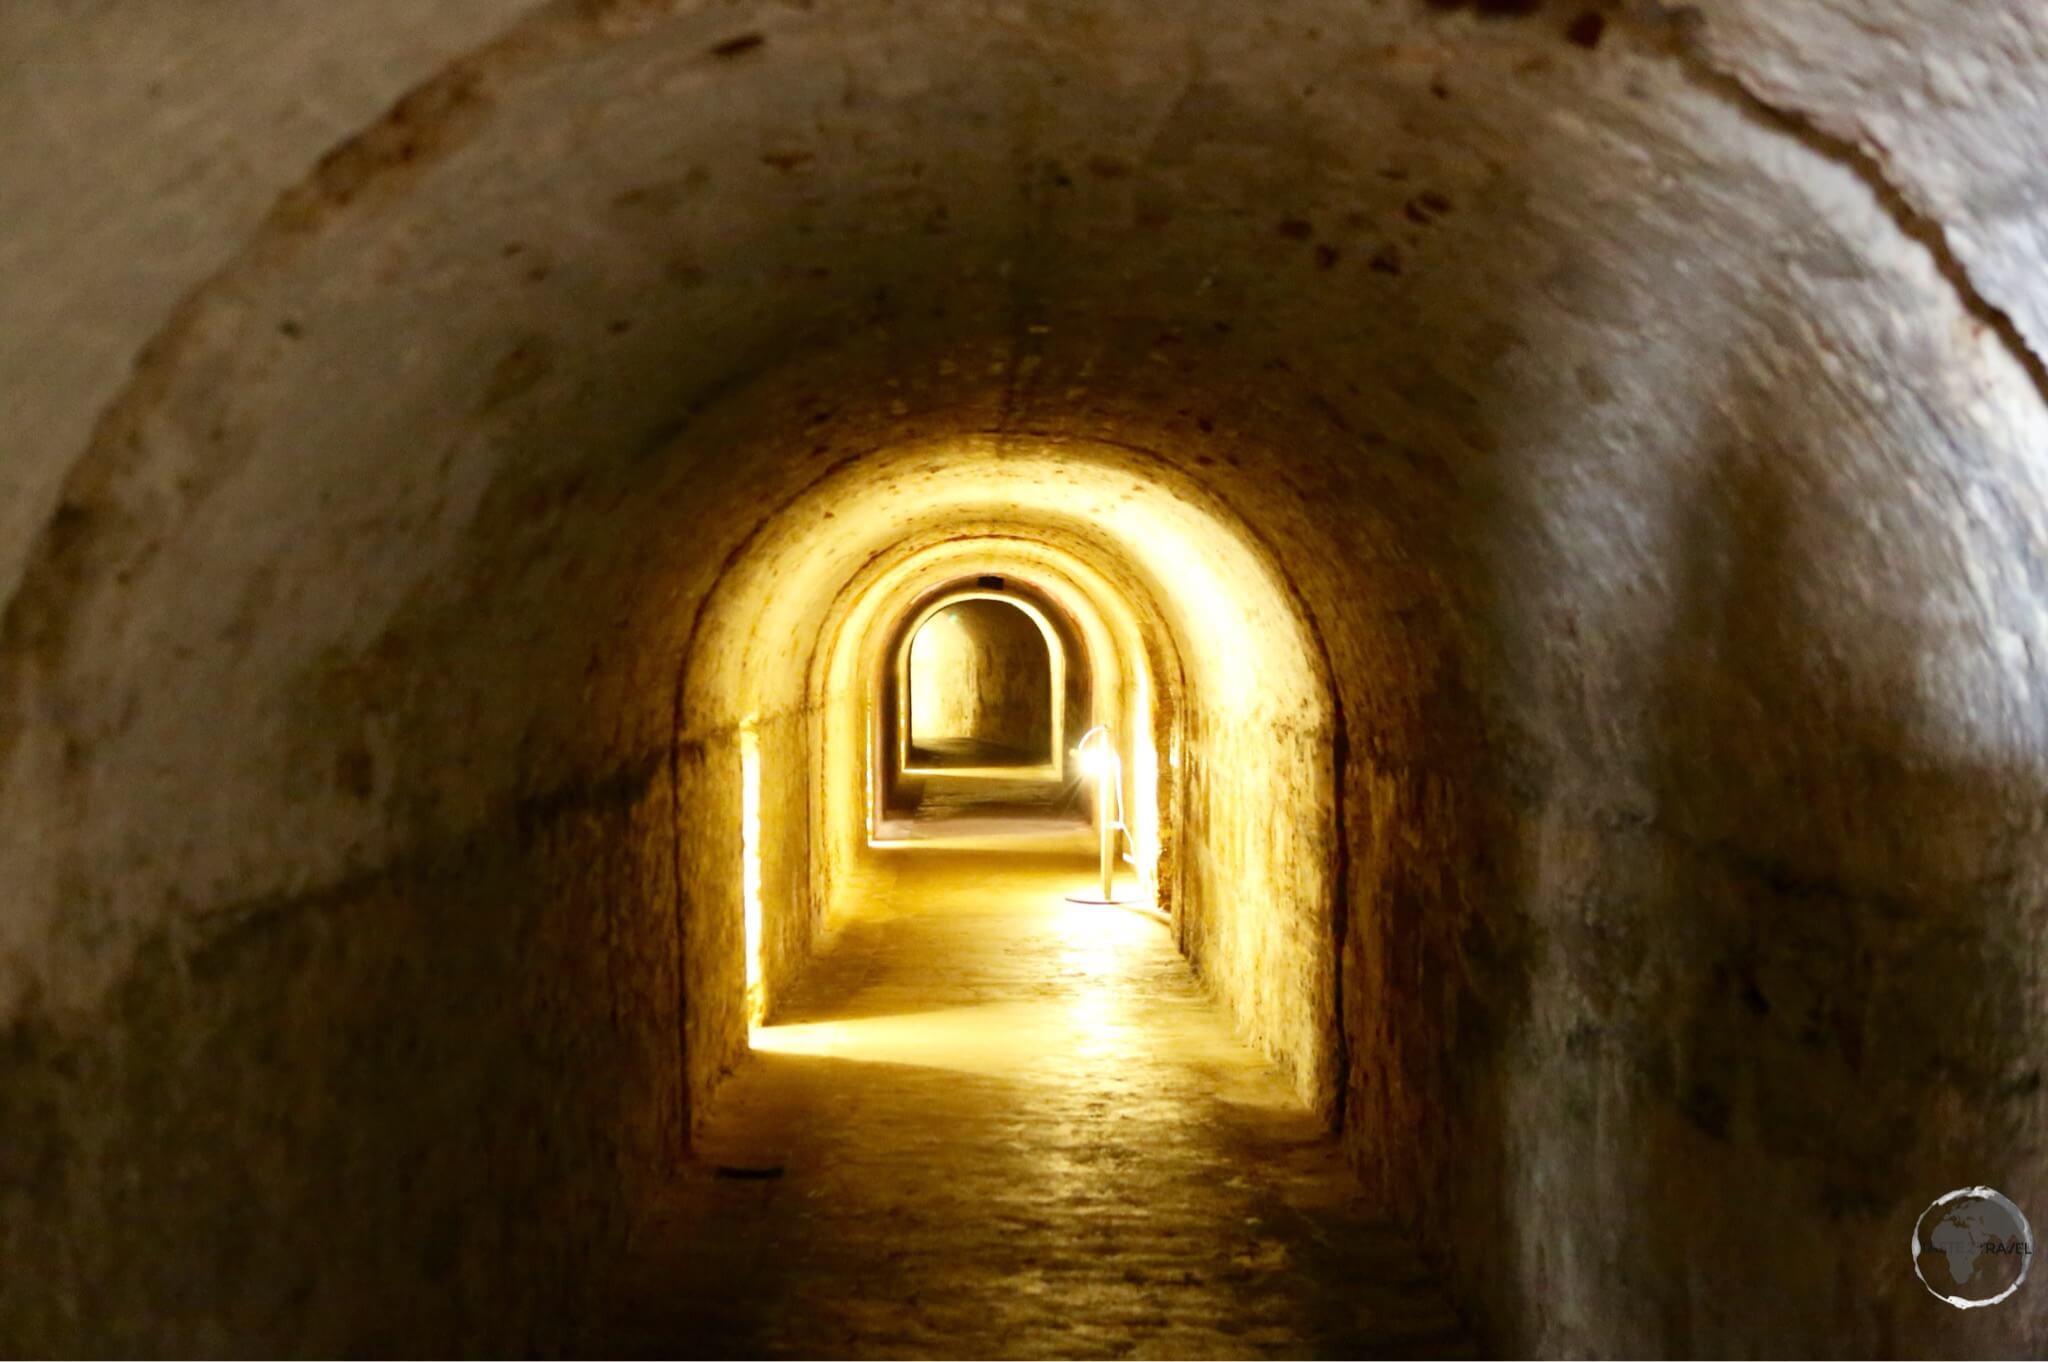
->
xmin=897 ymin=591 xmax=1066 ymax=777
xmin=685 ymin=435 xmax=1344 ymax=1120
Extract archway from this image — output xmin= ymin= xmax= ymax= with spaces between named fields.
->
xmin=7 ymin=2 xmax=2048 ymax=1355
xmin=685 ymin=435 xmax=1343 ymax=1124
xmin=900 ymin=593 xmax=1063 ymax=775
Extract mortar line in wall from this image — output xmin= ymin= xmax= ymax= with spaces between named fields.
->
xmin=1644 ymin=8 xmax=2048 ymax=412
xmin=667 ymin=608 xmax=695 ymax=1140
xmin=1327 ymin=696 xmax=1352 ymax=1135
xmin=673 ymin=702 xmax=825 ymax=751
xmin=161 ymin=743 xmax=669 ymax=960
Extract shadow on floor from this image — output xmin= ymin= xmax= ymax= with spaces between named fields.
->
xmin=596 ymin=852 xmax=1473 ymax=1358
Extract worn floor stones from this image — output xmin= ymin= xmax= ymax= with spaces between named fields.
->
xmin=613 ymin=840 xmax=1470 ymax=1358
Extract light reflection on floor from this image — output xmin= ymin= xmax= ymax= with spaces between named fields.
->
xmin=756 ymin=852 xmax=1156 ymax=1078
xmin=616 ymin=830 xmax=1472 ymax=1358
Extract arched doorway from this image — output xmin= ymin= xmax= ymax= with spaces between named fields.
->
xmin=900 ymin=593 xmax=1064 ymax=775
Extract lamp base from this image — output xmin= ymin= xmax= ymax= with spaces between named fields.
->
xmin=1063 ymin=891 xmax=1136 ymax=906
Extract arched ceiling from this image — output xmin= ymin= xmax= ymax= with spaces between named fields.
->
xmin=5 ymin=0 xmax=2048 ymax=1018
xmin=5 ymin=4 xmax=2048 ymax=1356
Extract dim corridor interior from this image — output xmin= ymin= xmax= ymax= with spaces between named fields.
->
xmin=611 ymin=813 xmax=1470 ymax=1358
xmin=12 ymin=4 xmax=2048 ymax=1355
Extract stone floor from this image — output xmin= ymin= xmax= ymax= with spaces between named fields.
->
xmin=613 ymin=836 xmax=1471 ymax=1358
xmin=877 ymin=767 xmax=1091 ymax=842
xmin=905 ymin=736 xmax=1052 ymax=769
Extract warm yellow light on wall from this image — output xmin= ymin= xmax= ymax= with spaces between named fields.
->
xmin=862 ymin=700 xmax=877 ymax=840
xmin=1131 ymin=668 xmax=1160 ymax=900
xmin=740 ymin=717 xmax=765 ymax=1026
xmin=896 ymin=590 xmax=1066 ymax=778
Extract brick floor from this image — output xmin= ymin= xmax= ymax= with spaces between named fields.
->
xmin=613 ymin=841 xmax=1472 ymax=1358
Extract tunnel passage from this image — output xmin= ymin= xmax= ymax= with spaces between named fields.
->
xmin=5 ymin=0 xmax=2048 ymax=1356
xmin=884 ymin=579 xmax=1090 ymax=836
xmin=902 ymin=595 xmax=1060 ymax=772
xmin=679 ymin=438 xmax=1341 ymax=1124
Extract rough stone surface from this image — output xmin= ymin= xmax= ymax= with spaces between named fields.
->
xmin=906 ymin=598 xmax=1054 ymax=764
xmin=0 ymin=769 xmax=683 ymax=1354
xmin=3 ymin=0 xmax=2047 ymax=1355
xmin=609 ymin=841 xmax=1470 ymax=1358
xmin=0 ymin=0 xmax=542 ymax=602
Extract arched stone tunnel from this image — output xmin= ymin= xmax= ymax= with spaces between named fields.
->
xmin=4 ymin=0 xmax=2047 ymax=1355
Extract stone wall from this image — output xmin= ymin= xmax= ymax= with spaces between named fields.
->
xmin=3 ymin=0 xmax=2047 ymax=1355
xmin=0 ymin=760 xmax=684 ymax=1354
xmin=908 ymin=599 xmax=1053 ymax=760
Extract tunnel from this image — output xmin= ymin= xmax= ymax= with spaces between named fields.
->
xmin=902 ymin=592 xmax=1060 ymax=771
xmin=3 ymin=0 xmax=2048 ymax=1355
